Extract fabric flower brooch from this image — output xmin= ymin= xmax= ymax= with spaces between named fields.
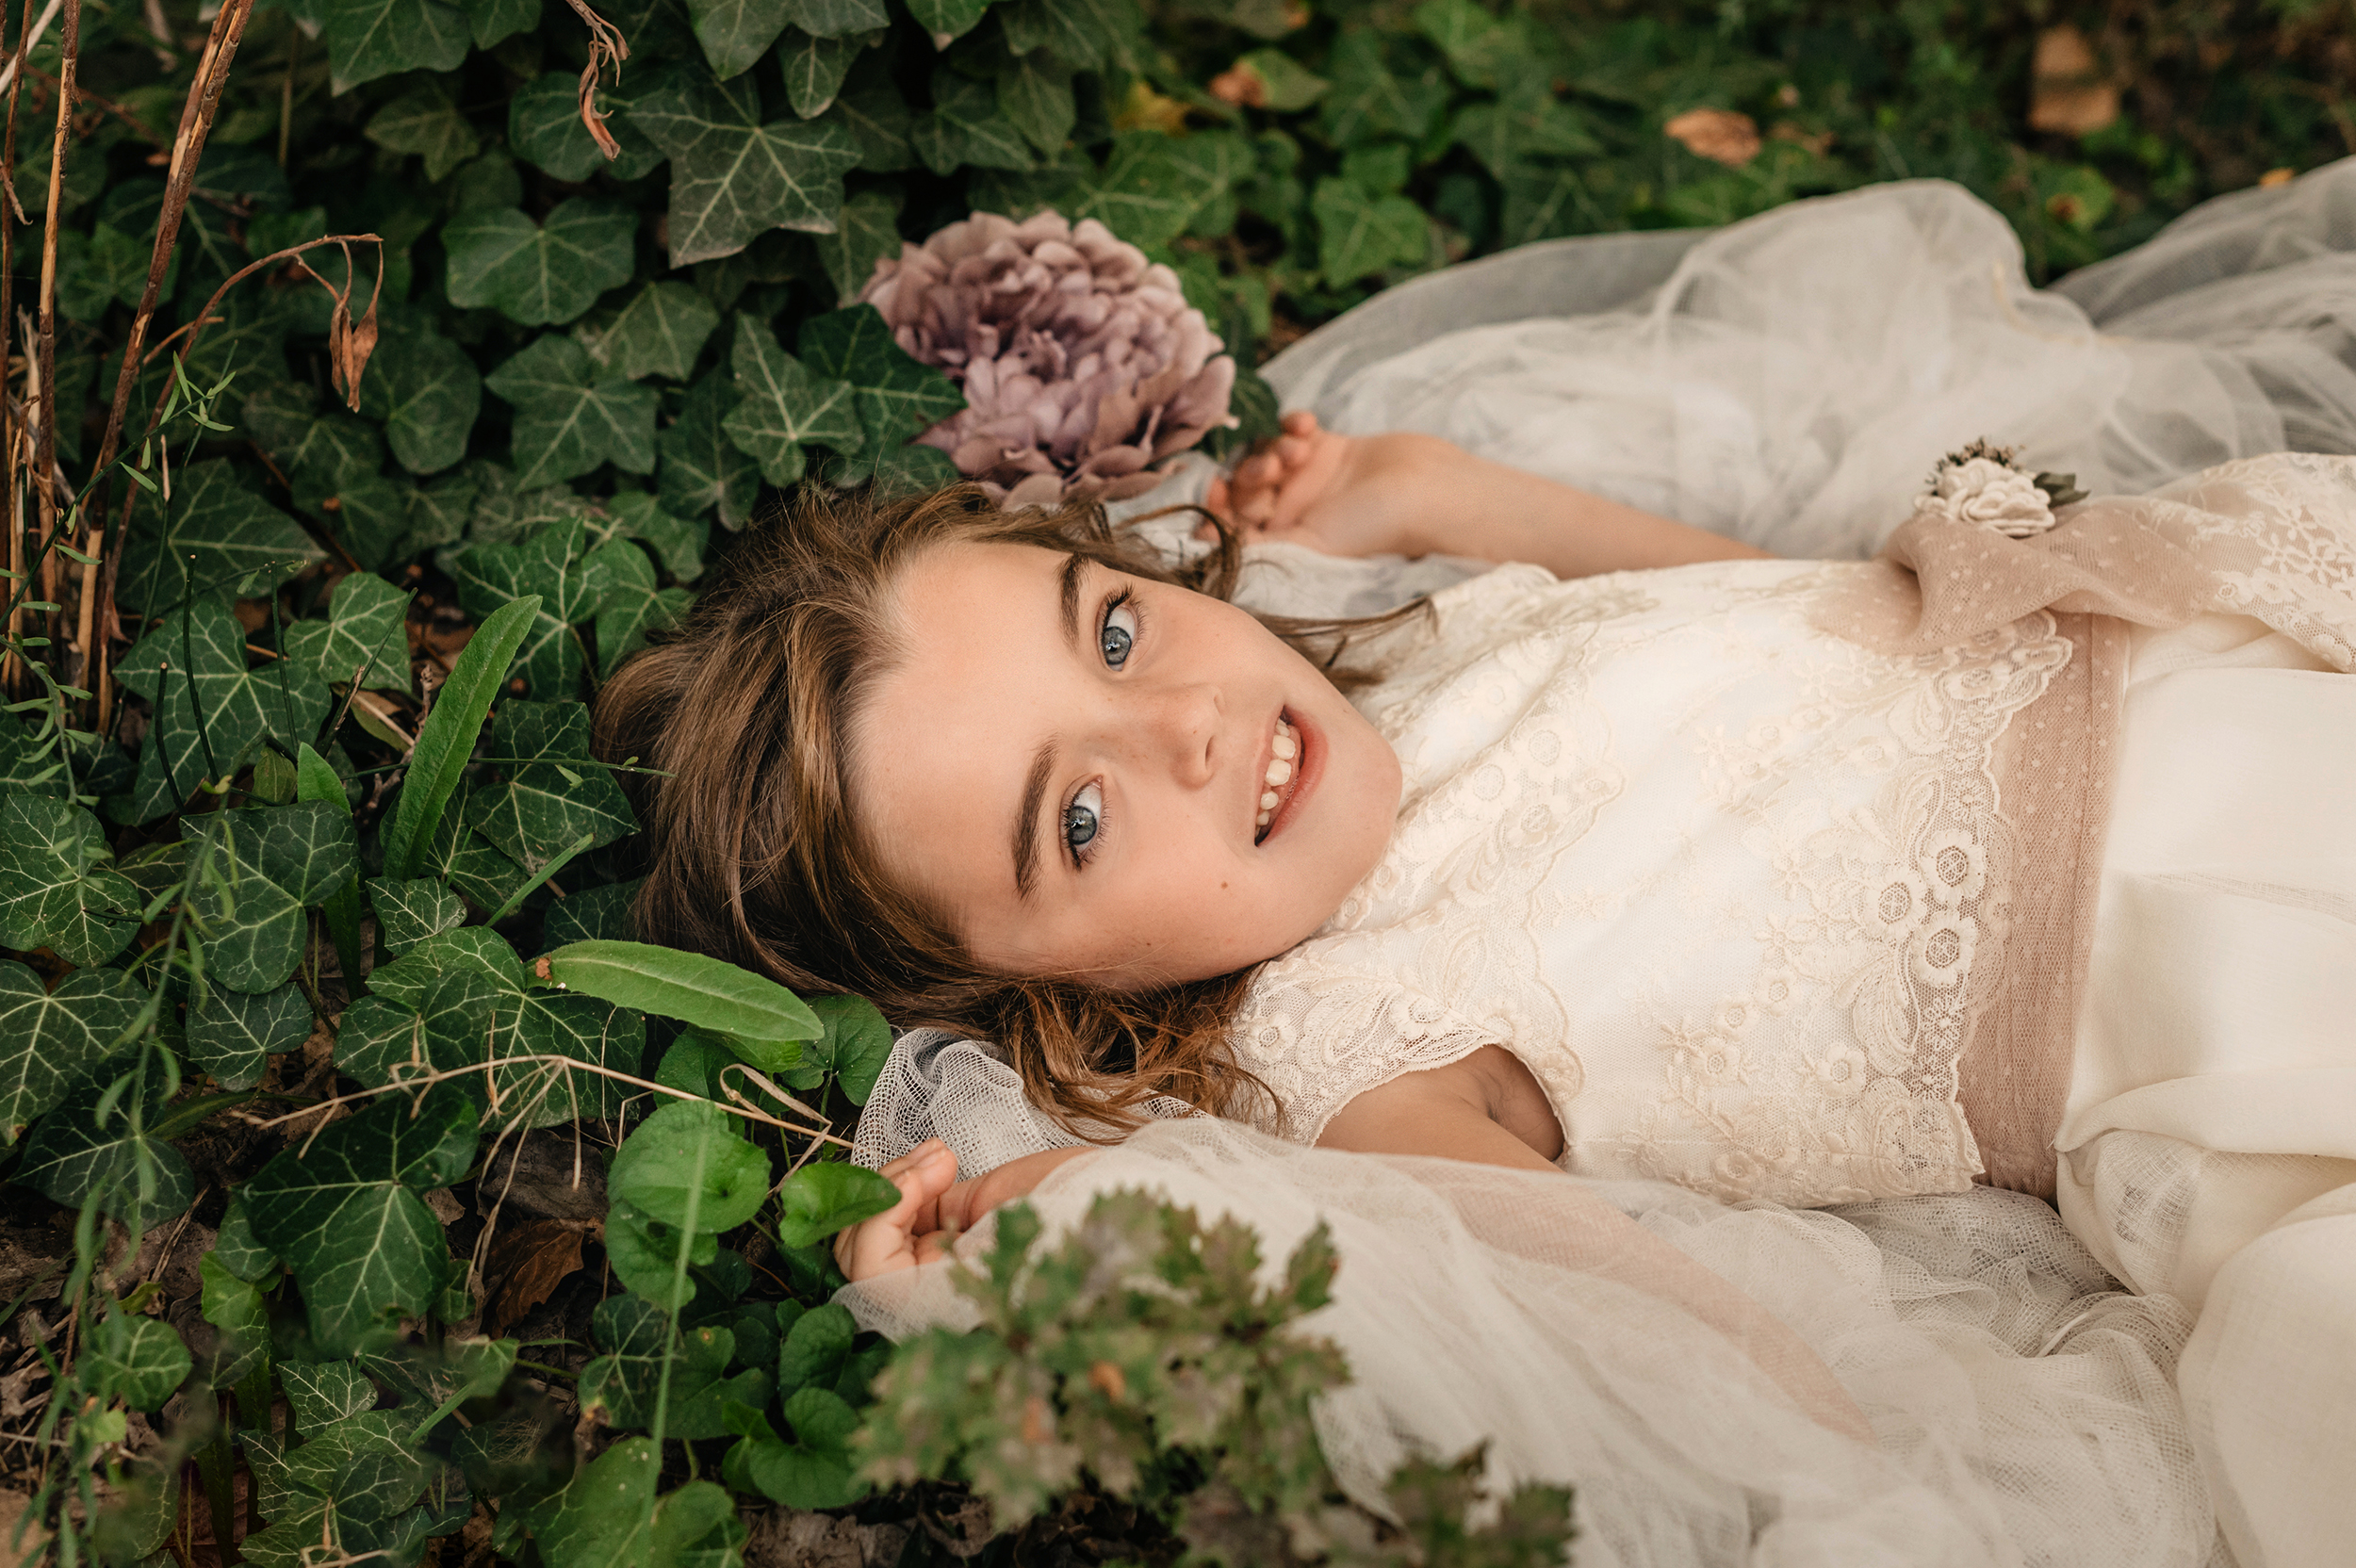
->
xmin=1913 ymin=439 xmax=2088 ymax=537
xmin=858 ymin=210 xmax=1238 ymax=508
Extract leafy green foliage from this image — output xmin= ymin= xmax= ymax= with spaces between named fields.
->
xmin=244 ymin=1087 xmax=478 ymax=1354
xmin=8 ymin=0 xmax=2344 ymax=1560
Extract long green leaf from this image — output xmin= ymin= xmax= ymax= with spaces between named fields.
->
xmin=537 ymin=939 xmax=821 ymax=1050
xmin=381 ymin=595 xmax=541 ymax=882
xmin=297 ymin=743 xmax=368 ymax=992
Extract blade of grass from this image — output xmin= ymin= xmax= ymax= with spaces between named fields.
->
xmin=379 ymin=594 xmax=539 ymax=882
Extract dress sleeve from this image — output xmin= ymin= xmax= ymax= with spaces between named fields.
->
xmin=1229 ymin=963 xmax=1504 ymax=1145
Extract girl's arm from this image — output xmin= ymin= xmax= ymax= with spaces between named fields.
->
xmin=1207 ymin=412 xmax=1774 ymax=578
xmin=1313 ymin=1045 xmax=1566 ymax=1172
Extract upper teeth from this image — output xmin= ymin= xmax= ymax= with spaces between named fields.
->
xmin=1258 ymin=718 xmax=1299 ymax=830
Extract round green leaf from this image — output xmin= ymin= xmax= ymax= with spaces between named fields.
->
xmin=607 ymin=1099 xmax=771 ymax=1233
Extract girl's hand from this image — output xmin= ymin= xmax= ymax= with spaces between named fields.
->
xmin=835 ymin=1138 xmax=959 ymax=1282
xmin=833 ymin=1141 xmax=1099 ymax=1283
xmin=1204 ymin=412 xmax=1461 ymax=561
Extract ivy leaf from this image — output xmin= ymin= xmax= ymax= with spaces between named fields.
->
xmin=911 ymin=71 xmax=1034 ymax=176
xmin=284 ymin=571 xmax=412 ymax=694
xmin=996 ymin=53 xmax=1075 ymax=156
xmin=632 ymin=69 xmax=861 ymax=266
xmin=659 ymin=370 xmax=763 ymax=528
xmin=583 ymin=539 xmax=691 ymax=677
xmin=1312 ymin=175 xmax=1430 ymax=282
xmin=1451 ymin=90 xmax=1599 ymax=179
xmin=317 ymin=0 xmax=472 ymax=92
xmin=283 ymin=1361 xmax=378 ymax=1437
xmin=117 ymin=603 xmax=333 ymax=824
xmin=0 ymin=796 xmax=140 ymax=965
xmin=243 ymin=382 xmax=386 ymax=500
xmin=778 ymin=28 xmax=863 ymax=118
xmin=720 ymin=315 xmax=860 ymax=485
xmin=784 ymin=0 xmax=885 ymax=34
xmin=357 ymin=329 xmax=483 ymax=476
xmin=999 ymin=0 xmax=1140 ymax=71
xmin=200 ymin=1253 xmax=270 ymax=1386
xmin=836 ymin=80 xmax=915 ymax=172
xmin=578 ymin=1295 xmax=733 ymax=1429
xmin=1319 ymin=30 xmax=1448 ymax=149
xmin=689 ymin=0 xmax=792 ymax=81
xmin=186 ymin=805 xmax=360 ymax=993
xmin=244 ymin=1087 xmax=478 ymax=1356
xmin=1070 ymin=129 xmax=1240 ymax=250
xmin=85 ymin=1315 xmax=192 ymax=1413
xmin=367 ymin=878 xmax=467 ymax=956
xmin=187 ymin=981 xmax=310 ymax=1090
xmin=1412 ymin=0 xmax=1517 ymax=88
xmin=365 ymin=80 xmax=483 ymax=179
xmin=579 ymin=281 xmax=720 ymax=382
xmin=444 ymin=200 xmax=639 ymax=327
xmin=462 ymin=0 xmax=539 ymax=49
xmin=445 ymin=517 xmax=598 ymax=695
xmin=19 ymin=1066 xmax=195 ymax=1229
xmin=511 ymin=71 xmax=662 ymax=182
xmin=486 ymin=335 xmax=661 ymax=488
xmin=467 ymin=701 xmax=639 ymax=874
xmin=605 ymin=492 xmax=707 ymax=581
xmin=0 ymin=962 xmax=142 ymax=1142
xmin=794 ymin=303 xmax=963 ymax=482
xmin=114 ymin=459 xmax=325 ymax=612
xmin=813 ymin=185 xmax=900 ymax=304
xmin=773 ymin=1160 xmax=897 ymax=1248
xmin=906 ymin=0 xmax=988 ymax=48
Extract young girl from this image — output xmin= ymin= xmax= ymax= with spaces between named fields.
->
xmin=600 ymin=175 xmax=2356 ymax=1565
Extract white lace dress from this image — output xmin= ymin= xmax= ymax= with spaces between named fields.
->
xmin=1229 ymin=555 xmax=2056 ymax=1207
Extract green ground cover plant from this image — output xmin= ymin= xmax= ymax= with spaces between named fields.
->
xmin=0 ymin=0 xmax=2347 ymax=1560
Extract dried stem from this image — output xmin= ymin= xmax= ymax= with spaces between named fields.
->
xmin=84 ymin=0 xmax=257 ymax=713
xmin=0 ymin=0 xmax=27 ymax=695
xmin=0 ymin=0 xmax=60 ymax=98
xmin=564 ymin=0 xmax=630 ymax=159
xmin=29 ymin=0 xmax=74 ymax=674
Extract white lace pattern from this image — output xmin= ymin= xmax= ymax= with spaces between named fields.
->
xmin=1231 ymin=560 xmax=2071 ymax=1205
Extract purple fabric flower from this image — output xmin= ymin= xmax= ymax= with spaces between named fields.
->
xmin=859 ymin=210 xmax=1237 ymax=506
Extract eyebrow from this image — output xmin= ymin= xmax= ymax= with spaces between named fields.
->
xmin=1012 ymin=555 xmax=1091 ymax=901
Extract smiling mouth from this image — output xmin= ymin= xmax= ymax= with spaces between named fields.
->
xmin=1253 ymin=712 xmax=1303 ymax=845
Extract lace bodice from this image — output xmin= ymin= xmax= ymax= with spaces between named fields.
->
xmin=1229 ymin=559 xmax=2071 ymax=1205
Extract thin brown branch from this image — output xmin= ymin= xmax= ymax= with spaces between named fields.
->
xmin=0 ymin=0 xmax=25 ymax=698
xmin=18 ymin=64 xmax=163 ymax=147
xmin=29 ymin=0 xmax=75 ymax=680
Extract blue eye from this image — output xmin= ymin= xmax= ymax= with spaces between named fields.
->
xmin=1064 ymin=781 xmax=1104 ymax=862
xmin=1101 ymin=596 xmax=1138 ymax=668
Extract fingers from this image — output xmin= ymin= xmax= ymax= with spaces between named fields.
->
xmin=834 ymin=1138 xmax=958 ymax=1282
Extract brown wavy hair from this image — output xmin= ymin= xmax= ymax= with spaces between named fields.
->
xmin=595 ymin=481 xmax=1417 ymax=1138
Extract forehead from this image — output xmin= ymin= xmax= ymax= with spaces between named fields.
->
xmin=849 ymin=538 xmax=1072 ymax=898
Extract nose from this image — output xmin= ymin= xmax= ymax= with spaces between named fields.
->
xmin=1136 ymin=680 xmax=1221 ymax=788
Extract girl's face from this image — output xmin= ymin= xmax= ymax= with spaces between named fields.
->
xmin=854 ymin=540 xmax=1403 ymax=988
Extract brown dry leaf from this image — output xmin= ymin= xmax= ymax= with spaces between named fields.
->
xmin=1113 ymin=79 xmax=1191 ymax=136
xmin=1770 ymin=121 xmax=1833 ymax=156
xmin=2261 ymin=167 xmax=2296 ymax=188
xmin=348 ymin=689 xmax=417 ymax=752
xmin=486 ymin=1219 xmax=585 ymax=1336
xmin=565 ymin=0 xmax=631 ymax=160
xmin=1209 ymin=63 xmax=1266 ymax=108
xmin=1664 ymin=107 xmax=1760 ymax=167
xmin=2028 ymin=24 xmax=2119 ymax=136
